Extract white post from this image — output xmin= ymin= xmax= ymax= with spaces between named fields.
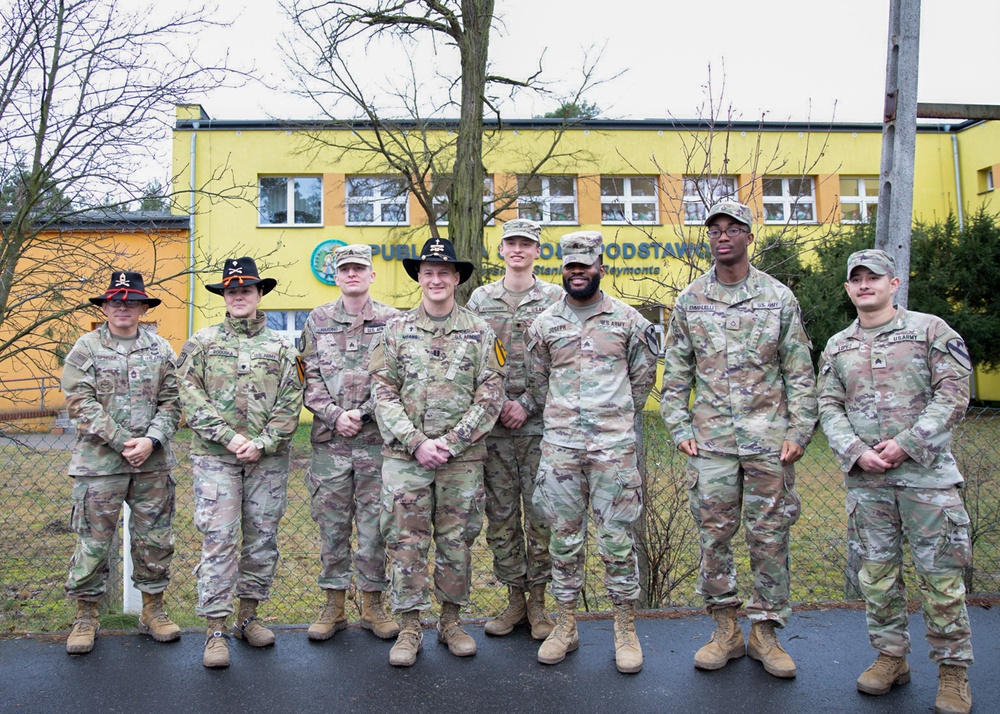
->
xmin=121 ymin=503 xmax=143 ymax=614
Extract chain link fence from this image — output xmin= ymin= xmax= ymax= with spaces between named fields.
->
xmin=2 ymin=408 xmax=999 ymax=633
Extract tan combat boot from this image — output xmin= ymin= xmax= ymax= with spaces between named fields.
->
xmin=856 ymin=653 xmax=910 ymax=695
xmin=747 ymin=620 xmax=796 ymax=678
xmin=935 ymin=664 xmax=972 ymax=714
xmin=389 ymin=610 xmax=423 ymax=667
xmin=66 ymin=600 xmax=100 ymax=655
xmin=613 ymin=603 xmax=643 ymax=674
xmin=437 ymin=602 xmax=476 ymax=657
xmin=694 ymin=606 xmax=745 ymax=670
xmin=360 ymin=590 xmax=400 ymax=639
xmin=484 ymin=586 xmax=527 ymax=636
xmin=203 ymin=617 xmax=230 ymax=668
xmin=526 ymin=584 xmax=555 ymax=641
xmin=234 ymin=598 xmax=275 ymax=647
xmin=307 ymin=589 xmax=347 ymax=641
xmin=537 ymin=600 xmax=579 ymax=665
xmin=138 ymin=591 xmax=181 ymax=642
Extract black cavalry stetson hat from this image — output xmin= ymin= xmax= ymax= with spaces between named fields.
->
xmin=205 ymin=256 xmax=277 ymax=296
xmin=401 ymin=238 xmax=475 ymax=284
xmin=89 ymin=270 xmax=161 ymax=307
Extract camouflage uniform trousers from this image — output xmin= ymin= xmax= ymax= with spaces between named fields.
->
xmin=192 ymin=453 xmax=289 ymax=618
xmin=687 ymin=452 xmax=801 ymax=625
xmin=848 ymin=485 xmax=974 ymax=666
xmin=533 ymin=442 xmax=642 ymax=605
xmin=307 ymin=438 xmax=389 ymax=592
xmin=380 ymin=456 xmax=486 ymax=613
xmin=484 ymin=434 xmax=552 ymax=590
xmin=65 ymin=470 xmax=176 ymax=600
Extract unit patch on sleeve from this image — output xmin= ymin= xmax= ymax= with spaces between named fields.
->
xmin=946 ymin=338 xmax=972 ymax=372
xmin=494 ymin=338 xmax=507 ymax=367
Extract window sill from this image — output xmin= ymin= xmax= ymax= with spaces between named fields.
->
xmin=345 ymin=222 xmax=411 ymax=227
xmin=258 ymin=224 xmax=324 ymax=229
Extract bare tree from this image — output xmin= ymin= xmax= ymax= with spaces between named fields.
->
xmin=286 ymin=0 xmax=609 ymax=301
xmin=0 ymin=0 xmax=233 ymax=375
xmin=601 ymin=69 xmax=841 ymax=316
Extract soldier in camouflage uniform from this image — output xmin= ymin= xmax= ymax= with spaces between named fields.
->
xmin=818 ymin=249 xmax=974 ymax=714
xmin=466 ymin=219 xmax=562 ymax=641
xmin=369 ymin=238 xmax=505 ymax=667
xmin=62 ymin=271 xmax=182 ymax=655
xmin=660 ymin=201 xmax=817 ymax=679
xmin=300 ymin=245 xmax=399 ymax=642
xmin=177 ymin=257 xmax=303 ymax=668
xmin=527 ymin=231 xmax=657 ymax=674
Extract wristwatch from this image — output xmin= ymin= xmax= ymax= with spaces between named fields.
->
xmin=148 ymin=437 xmax=162 ymax=451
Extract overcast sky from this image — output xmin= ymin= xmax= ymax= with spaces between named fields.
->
xmin=180 ymin=0 xmax=999 ymax=124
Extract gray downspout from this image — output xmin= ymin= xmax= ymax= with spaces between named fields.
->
xmin=188 ymin=123 xmax=198 ymax=338
xmin=951 ymin=131 xmax=964 ymax=231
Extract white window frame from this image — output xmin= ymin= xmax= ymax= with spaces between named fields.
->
xmin=258 ymin=176 xmax=323 ymax=227
xmin=601 ymin=176 xmax=659 ymax=225
xmin=762 ymin=177 xmax=816 ymax=224
xmin=263 ymin=310 xmax=311 ymax=341
xmin=345 ymin=176 xmax=409 ymax=226
xmin=516 ymin=175 xmax=578 ymax=225
xmin=432 ymin=176 xmax=495 ymax=225
xmin=682 ymin=175 xmax=738 ymax=224
xmin=839 ymin=176 xmax=879 ymax=224
xmin=981 ymin=167 xmax=995 ymax=193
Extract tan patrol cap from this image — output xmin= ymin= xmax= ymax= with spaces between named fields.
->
xmin=560 ymin=231 xmax=603 ymax=266
xmin=501 ymin=219 xmax=542 ymax=243
xmin=705 ymin=201 xmax=754 ymax=231
xmin=847 ymin=249 xmax=896 ymax=280
xmin=335 ymin=244 xmax=373 ymax=269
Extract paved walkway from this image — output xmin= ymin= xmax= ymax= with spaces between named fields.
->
xmin=2 ymin=606 xmax=996 ymax=713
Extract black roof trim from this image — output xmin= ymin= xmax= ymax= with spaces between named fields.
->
xmin=175 ymin=116 xmax=985 ymax=134
xmin=2 ymin=211 xmax=190 ymax=231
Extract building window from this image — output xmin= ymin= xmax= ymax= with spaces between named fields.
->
xmin=263 ymin=310 xmax=310 ymax=340
xmin=432 ymin=176 xmax=494 ymax=225
xmin=682 ymin=176 xmax=738 ymax=224
xmin=601 ymin=176 xmax=658 ymax=225
xmin=839 ymin=176 xmax=879 ymax=224
xmin=258 ymin=176 xmax=322 ymax=226
xmin=762 ymin=177 xmax=816 ymax=223
xmin=345 ymin=176 xmax=409 ymax=225
xmin=516 ymin=175 xmax=577 ymax=224
xmin=979 ymin=167 xmax=995 ymax=193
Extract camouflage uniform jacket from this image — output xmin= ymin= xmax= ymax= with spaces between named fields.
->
xmin=527 ymin=292 xmax=658 ymax=451
xmin=300 ymin=297 xmax=397 ymax=446
xmin=466 ymin=277 xmax=563 ymax=437
xmin=818 ymin=306 xmax=971 ymax=489
xmin=660 ymin=265 xmax=817 ymax=456
xmin=62 ymin=323 xmax=180 ymax=476
xmin=368 ymin=304 xmax=505 ymax=462
xmin=177 ymin=313 xmax=303 ymax=459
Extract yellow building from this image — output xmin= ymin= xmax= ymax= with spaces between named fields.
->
xmin=171 ymin=104 xmax=1000 ymax=398
xmin=0 ymin=214 xmax=190 ymax=418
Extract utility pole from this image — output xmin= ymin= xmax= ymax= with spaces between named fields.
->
xmin=874 ymin=0 xmax=921 ymax=307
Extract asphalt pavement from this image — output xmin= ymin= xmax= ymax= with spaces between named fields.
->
xmin=2 ymin=606 xmax=996 ymax=714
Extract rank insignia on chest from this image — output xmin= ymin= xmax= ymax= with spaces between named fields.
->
xmin=581 ymin=337 xmax=595 ymax=352
xmin=726 ymin=316 xmax=740 ymax=331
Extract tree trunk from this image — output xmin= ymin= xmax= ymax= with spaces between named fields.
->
xmin=452 ymin=0 xmax=493 ymax=305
